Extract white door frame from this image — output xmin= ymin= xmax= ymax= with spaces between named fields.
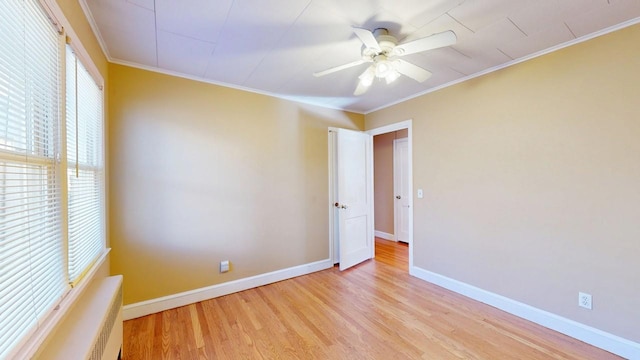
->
xmin=329 ymin=120 xmax=413 ymax=269
xmin=367 ymin=120 xmax=413 ymax=269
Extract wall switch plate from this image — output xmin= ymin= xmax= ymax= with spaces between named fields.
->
xmin=417 ymin=189 xmax=424 ymax=199
xmin=578 ymin=292 xmax=592 ymax=309
xmin=220 ymin=260 xmax=230 ymax=273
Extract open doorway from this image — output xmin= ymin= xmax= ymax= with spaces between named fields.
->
xmin=373 ymin=130 xmax=409 ymax=240
xmin=368 ymin=120 xmax=413 ymax=272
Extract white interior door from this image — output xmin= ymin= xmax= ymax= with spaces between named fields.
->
xmin=394 ymin=138 xmax=410 ymax=243
xmin=334 ymin=128 xmax=373 ymax=271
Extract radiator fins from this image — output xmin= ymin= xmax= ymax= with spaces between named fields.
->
xmin=89 ymin=285 xmax=123 ymax=360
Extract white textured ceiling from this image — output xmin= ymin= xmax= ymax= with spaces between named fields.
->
xmin=82 ymin=0 xmax=640 ymax=113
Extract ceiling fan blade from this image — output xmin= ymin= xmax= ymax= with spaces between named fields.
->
xmin=353 ymin=27 xmax=381 ymax=52
xmin=394 ymin=30 xmax=457 ymax=56
xmin=395 ymin=59 xmax=432 ymax=83
xmin=313 ymin=59 xmax=366 ymax=77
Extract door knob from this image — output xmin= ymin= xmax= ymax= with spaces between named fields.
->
xmin=396 ymin=195 xmax=401 ymax=199
xmin=334 ymin=202 xmax=348 ymax=209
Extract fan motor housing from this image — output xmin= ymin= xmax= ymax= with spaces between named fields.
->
xmin=373 ymin=28 xmax=398 ymax=53
xmin=377 ymin=35 xmax=397 ymax=52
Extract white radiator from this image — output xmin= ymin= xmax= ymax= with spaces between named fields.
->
xmin=36 ymin=275 xmax=124 ymax=360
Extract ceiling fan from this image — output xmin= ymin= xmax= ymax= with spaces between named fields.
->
xmin=313 ymin=27 xmax=457 ymax=95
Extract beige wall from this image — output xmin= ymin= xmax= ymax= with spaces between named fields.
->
xmin=365 ymin=24 xmax=640 ymax=342
xmin=373 ymin=130 xmax=408 ymax=235
xmin=108 ymin=64 xmax=364 ymax=304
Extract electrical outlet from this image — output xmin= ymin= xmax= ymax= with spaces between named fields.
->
xmin=578 ymin=292 xmax=592 ymax=310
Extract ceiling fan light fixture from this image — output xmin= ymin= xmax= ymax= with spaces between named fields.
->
xmin=385 ymin=70 xmax=401 ymax=84
xmin=359 ymin=66 xmax=375 ymax=87
xmin=373 ymin=54 xmax=395 ymax=79
xmin=375 ymin=60 xmax=391 ymax=78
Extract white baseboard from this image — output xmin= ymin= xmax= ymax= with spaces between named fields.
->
xmin=410 ymin=266 xmax=640 ymax=360
xmin=374 ymin=230 xmax=394 ymax=241
xmin=123 ymin=259 xmax=333 ymax=320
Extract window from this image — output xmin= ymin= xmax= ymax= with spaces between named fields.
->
xmin=0 ymin=0 xmax=105 ymax=358
xmin=66 ymin=46 xmax=105 ymax=284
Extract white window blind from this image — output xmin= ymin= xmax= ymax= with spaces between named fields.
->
xmin=65 ymin=45 xmax=105 ymax=283
xmin=0 ymin=0 xmax=65 ymax=358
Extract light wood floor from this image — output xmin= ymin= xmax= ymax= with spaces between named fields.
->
xmin=123 ymin=239 xmax=621 ymax=359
